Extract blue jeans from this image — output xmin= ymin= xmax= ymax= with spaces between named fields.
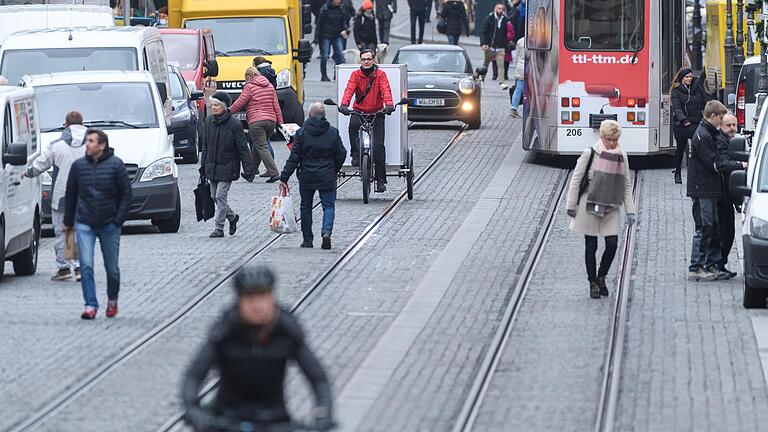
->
xmin=447 ymin=34 xmax=460 ymax=45
xmin=689 ymin=197 xmax=722 ymax=271
xmin=299 ymin=185 xmax=336 ymax=242
xmin=320 ymin=37 xmax=345 ymax=78
xmin=76 ymin=223 xmax=121 ymax=308
xmin=511 ymin=79 xmax=524 ymax=109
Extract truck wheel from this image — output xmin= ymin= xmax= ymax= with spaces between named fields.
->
xmin=156 ymin=191 xmax=181 ymax=233
xmin=467 ymin=114 xmax=481 ymax=130
xmin=743 ymin=280 xmax=765 ymax=309
xmin=12 ymin=214 xmax=39 ymax=276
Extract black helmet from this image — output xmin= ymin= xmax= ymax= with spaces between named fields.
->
xmin=234 ymin=264 xmax=276 ymax=296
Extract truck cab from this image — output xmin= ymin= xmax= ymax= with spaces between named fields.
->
xmin=168 ymin=0 xmax=313 ymax=127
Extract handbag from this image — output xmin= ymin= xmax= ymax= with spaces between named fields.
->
xmin=436 ymin=16 xmax=447 ymax=34
xmin=64 ymin=228 xmax=78 ymax=260
xmin=269 ymin=188 xmax=298 ymax=234
xmin=194 ymin=175 xmax=216 ymax=222
xmin=576 ymin=148 xmax=595 ymax=204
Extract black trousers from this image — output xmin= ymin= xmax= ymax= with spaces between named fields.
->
xmin=717 ymin=198 xmax=736 ymax=266
xmin=410 ymin=10 xmax=426 ymax=44
xmin=349 ymin=114 xmax=387 ymax=182
xmin=585 ymin=235 xmax=619 ymax=282
xmin=673 ymin=124 xmax=697 ymax=171
xmin=378 ymin=18 xmax=392 ymax=44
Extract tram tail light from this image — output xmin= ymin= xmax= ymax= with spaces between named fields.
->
xmin=561 ymin=111 xmax=572 ymax=124
xmin=561 ymin=97 xmax=570 ymax=107
xmin=572 ymin=111 xmax=580 ymax=121
xmin=627 ymin=112 xmax=636 ymax=122
xmin=572 ymin=97 xmax=581 ymax=107
xmin=737 ymin=81 xmax=746 ymax=127
xmin=627 ymin=98 xmax=636 ymax=107
xmin=637 ymin=98 xmax=646 ymax=108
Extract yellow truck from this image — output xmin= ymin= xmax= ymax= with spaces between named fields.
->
xmin=168 ymin=0 xmax=313 ymax=125
xmin=704 ymin=0 xmax=761 ymax=95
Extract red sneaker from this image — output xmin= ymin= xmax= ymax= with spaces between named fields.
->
xmin=105 ymin=300 xmax=118 ymax=318
xmin=81 ymin=307 xmax=97 ymax=320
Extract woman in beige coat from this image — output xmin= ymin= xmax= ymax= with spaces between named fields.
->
xmin=566 ymin=120 xmax=636 ymax=298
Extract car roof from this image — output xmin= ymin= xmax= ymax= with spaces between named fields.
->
xmin=21 ymin=70 xmax=154 ymax=87
xmin=2 ymin=26 xmax=160 ymax=50
xmin=743 ymin=55 xmax=760 ymax=65
xmin=398 ymin=44 xmax=466 ymax=52
xmin=0 ymin=85 xmax=33 ymax=99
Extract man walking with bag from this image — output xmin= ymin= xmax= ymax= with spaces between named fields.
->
xmin=23 ymin=111 xmax=86 ymax=281
xmin=64 ymin=129 xmax=132 ymax=320
xmin=481 ymin=2 xmax=511 ymax=89
xmin=200 ymin=92 xmax=256 ymax=238
xmin=375 ymin=0 xmax=397 ymax=46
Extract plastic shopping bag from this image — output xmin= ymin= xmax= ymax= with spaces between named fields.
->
xmin=269 ymin=189 xmax=298 ymax=234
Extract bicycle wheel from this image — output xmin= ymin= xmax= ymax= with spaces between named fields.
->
xmin=361 ymin=153 xmax=371 ymax=204
xmin=406 ymin=147 xmax=414 ymax=200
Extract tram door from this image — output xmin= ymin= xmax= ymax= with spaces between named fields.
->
xmin=660 ymin=0 xmax=686 ymax=148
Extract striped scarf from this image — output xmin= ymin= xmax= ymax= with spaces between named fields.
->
xmin=586 ymin=141 xmax=625 ymax=217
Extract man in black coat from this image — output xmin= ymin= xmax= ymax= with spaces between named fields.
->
xmin=64 ymin=128 xmax=132 ymax=320
xmin=480 ymin=2 xmax=510 ymax=88
xmin=200 ymin=91 xmax=256 ymax=238
xmin=375 ymin=0 xmax=397 ymax=45
xmin=314 ymin=0 xmax=350 ymax=81
xmin=280 ymin=102 xmax=346 ymax=249
xmin=408 ymin=0 xmax=427 ymax=44
xmin=354 ymin=2 xmax=378 ymax=52
xmin=687 ymin=100 xmax=729 ymax=282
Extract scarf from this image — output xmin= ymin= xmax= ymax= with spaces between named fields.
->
xmin=585 ymin=140 xmax=625 ymax=217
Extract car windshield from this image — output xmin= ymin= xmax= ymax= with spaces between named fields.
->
xmin=162 ymin=33 xmax=200 ymax=71
xmin=396 ymin=50 xmax=467 ymax=73
xmin=34 ymin=82 xmax=158 ymax=132
xmin=0 ymin=47 xmax=137 ymax=86
xmin=185 ymin=17 xmax=287 ymax=56
xmin=169 ymin=72 xmax=186 ymax=100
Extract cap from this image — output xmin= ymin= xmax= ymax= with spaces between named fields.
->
xmin=210 ymin=91 xmax=232 ymax=107
xmin=234 ymin=264 xmax=276 ymax=296
xmin=362 ymin=0 xmax=373 ymax=9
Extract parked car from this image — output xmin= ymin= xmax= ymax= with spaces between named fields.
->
xmin=21 ymin=70 xmax=186 ymax=233
xmin=392 ymin=44 xmax=485 ymax=129
xmin=168 ymin=65 xmax=204 ymax=163
xmin=735 ymin=55 xmax=760 ymax=131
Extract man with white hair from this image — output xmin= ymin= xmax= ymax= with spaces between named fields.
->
xmin=280 ymin=102 xmax=347 ymax=249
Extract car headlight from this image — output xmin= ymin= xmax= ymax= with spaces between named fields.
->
xmin=276 ymin=68 xmax=291 ymax=89
xmin=41 ymin=170 xmax=53 ymax=186
xmin=751 ymin=216 xmax=768 ymax=240
xmin=140 ymin=157 xmax=176 ymax=182
xmin=186 ymin=81 xmax=197 ymax=92
xmin=459 ymin=78 xmax=476 ymax=94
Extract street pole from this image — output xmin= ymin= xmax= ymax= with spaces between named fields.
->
xmin=725 ymin=0 xmax=736 ymax=97
xmin=123 ymin=0 xmax=130 ymax=27
xmin=693 ymin=0 xmax=703 ymax=71
xmin=754 ymin=2 xmax=768 ymax=127
xmin=735 ymin=0 xmax=745 ymax=82
xmin=747 ymin=7 xmax=755 ymax=58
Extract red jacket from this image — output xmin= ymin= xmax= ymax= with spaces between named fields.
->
xmin=341 ymin=67 xmax=394 ymax=114
xmin=230 ymin=76 xmax=284 ymax=125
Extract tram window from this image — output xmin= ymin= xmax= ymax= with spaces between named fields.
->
xmin=565 ymin=0 xmax=644 ymax=52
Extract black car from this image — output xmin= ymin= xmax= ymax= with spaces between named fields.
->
xmin=169 ymin=65 xmax=204 ymax=163
xmin=393 ymin=44 xmax=486 ymax=129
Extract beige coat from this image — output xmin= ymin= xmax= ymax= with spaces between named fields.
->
xmin=566 ymin=144 xmax=635 ymax=237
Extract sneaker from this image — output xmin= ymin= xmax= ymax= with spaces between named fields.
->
xmin=300 ymin=241 xmax=313 ymax=248
xmin=674 ymin=169 xmax=682 ymax=184
xmin=718 ymin=265 xmax=738 ymax=279
xmin=321 ymin=76 xmax=331 ymax=82
xmin=105 ymin=300 xmax=118 ymax=318
xmin=596 ymin=276 xmax=609 ymax=296
xmin=499 ymin=82 xmax=509 ymax=89
xmin=321 ymin=234 xmax=331 ymax=250
xmin=509 ymin=108 xmax=520 ymax=118
xmin=74 ymin=267 xmax=81 ymax=282
xmin=266 ymin=175 xmax=280 ymax=183
xmin=375 ymin=181 xmax=386 ymax=193
xmin=209 ymin=229 xmax=224 ymax=238
xmin=81 ymin=306 xmax=97 ymax=320
xmin=706 ymin=265 xmax=730 ymax=281
xmin=259 ymin=172 xmax=272 ymax=177
xmin=589 ymin=281 xmax=601 ymax=299
xmin=688 ymin=267 xmax=716 ymax=282
xmin=229 ymin=214 xmax=239 ymax=236
xmin=51 ymin=268 xmax=72 ymax=281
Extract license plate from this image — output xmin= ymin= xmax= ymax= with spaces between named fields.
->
xmin=233 ymin=112 xmax=247 ymax=121
xmin=415 ymin=98 xmax=445 ymax=107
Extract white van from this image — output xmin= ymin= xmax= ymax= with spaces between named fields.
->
xmin=0 ymin=85 xmax=41 ymax=280
xmin=21 ymin=71 xmax=184 ymax=233
xmin=0 ymin=26 xmax=170 ymax=106
xmin=0 ymin=3 xmax=114 ymax=46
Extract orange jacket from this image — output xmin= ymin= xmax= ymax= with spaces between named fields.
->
xmin=341 ymin=67 xmax=394 ymax=113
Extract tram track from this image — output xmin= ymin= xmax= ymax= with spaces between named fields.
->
xmin=8 ymin=124 xmax=466 ymax=432
xmin=451 ymin=170 xmax=641 ymax=432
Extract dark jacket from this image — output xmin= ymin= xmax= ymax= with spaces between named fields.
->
xmin=375 ymin=0 xmax=397 ymax=20
xmin=687 ymin=120 xmax=723 ymax=198
xmin=440 ymin=0 xmax=469 ymax=36
xmin=200 ymin=111 xmax=255 ymax=182
xmin=715 ymin=131 xmax=744 ymax=202
xmin=280 ymin=117 xmax=346 ymax=190
xmin=256 ymin=64 xmax=277 ymax=89
xmin=670 ymin=78 xmax=707 ymax=128
xmin=481 ymin=12 xmax=510 ymax=48
xmin=182 ymin=305 xmax=332 ymax=426
xmin=315 ymin=1 xmax=350 ymax=42
xmin=408 ymin=0 xmax=426 ymax=13
xmin=354 ymin=9 xmax=378 ymax=46
xmin=311 ymin=0 xmax=325 ymax=16
xmin=64 ymin=148 xmax=132 ymax=228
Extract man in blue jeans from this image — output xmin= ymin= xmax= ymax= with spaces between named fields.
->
xmin=64 ymin=129 xmax=132 ymax=320
xmin=314 ymin=0 xmax=349 ymax=81
xmin=279 ymin=102 xmax=346 ymax=249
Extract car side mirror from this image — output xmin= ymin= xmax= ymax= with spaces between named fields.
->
xmin=729 ymin=135 xmax=750 ymax=162
xmin=729 ymin=170 xmax=751 ymax=197
xmin=293 ymin=39 xmax=313 ymax=64
xmin=190 ymin=90 xmax=204 ymax=101
xmin=324 ymin=98 xmax=337 ymax=106
xmin=156 ymin=82 xmax=168 ymax=102
xmin=203 ymin=59 xmax=219 ymax=78
xmin=475 ymin=66 xmax=488 ymax=77
xmin=3 ymin=141 xmax=26 ymax=166
xmin=167 ymin=117 xmax=187 ymax=135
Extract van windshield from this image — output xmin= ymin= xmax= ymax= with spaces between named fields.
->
xmin=0 ymin=47 xmax=137 ymax=86
xmin=34 ymin=82 xmax=158 ymax=132
xmin=185 ymin=17 xmax=288 ymax=56
xmin=161 ymin=33 xmax=200 ymax=71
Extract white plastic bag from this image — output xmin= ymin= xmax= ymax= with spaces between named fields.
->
xmin=269 ymin=190 xmax=298 ymax=234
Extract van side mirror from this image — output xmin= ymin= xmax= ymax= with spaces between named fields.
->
xmin=3 ymin=141 xmax=27 ymax=166
xmin=190 ymin=90 xmax=204 ymax=101
xmin=293 ymin=39 xmax=313 ymax=64
xmin=203 ymin=59 xmax=219 ymax=78
xmin=156 ymin=82 xmax=168 ymax=103
xmin=729 ymin=135 xmax=750 ymax=162
xmin=167 ymin=116 xmax=187 ymax=135
xmin=729 ymin=170 xmax=751 ymax=197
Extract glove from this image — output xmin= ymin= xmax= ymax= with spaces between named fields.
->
xmin=627 ymin=213 xmax=636 ymax=227
xmin=384 ymin=105 xmax=395 ymax=115
xmin=339 ymin=105 xmax=350 ymax=116
xmin=566 ymin=209 xmax=576 ymax=218
xmin=241 ymin=172 xmax=255 ymax=182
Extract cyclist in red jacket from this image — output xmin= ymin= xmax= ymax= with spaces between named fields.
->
xmin=340 ymin=49 xmax=395 ymax=192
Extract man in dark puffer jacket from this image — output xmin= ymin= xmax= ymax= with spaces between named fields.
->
xmin=64 ymin=129 xmax=132 ymax=320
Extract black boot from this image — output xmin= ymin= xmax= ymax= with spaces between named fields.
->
xmin=596 ymin=276 xmax=609 ymax=296
xmin=589 ymin=281 xmax=601 ymax=299
xmin=673 ymin=169 xmax=682 ymax=184
xmin=321 ymin=73 xmax=330 ymax=82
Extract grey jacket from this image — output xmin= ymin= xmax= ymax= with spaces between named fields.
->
xmin=26 ymin=124 xmax=87 ymax=210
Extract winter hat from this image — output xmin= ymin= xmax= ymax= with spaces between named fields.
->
xmin=210 ymin=91 xmax=232 ymax=108
xmin=362 ymin=0 xmax=373 ymax=9
xmin=253 ymin=56 xmax=272 ymax=66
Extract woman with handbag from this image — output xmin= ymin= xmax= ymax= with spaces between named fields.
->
xmin=439 ymin=0 xmax=469 ymax=45
xmin=565 ymin=120 xmax=636 ymax=299
xmin=670 ymin=67 xmax=707 ymax=184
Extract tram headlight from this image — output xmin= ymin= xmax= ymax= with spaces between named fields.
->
xmin=459 ymin=78 xmax=476 ymax=94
